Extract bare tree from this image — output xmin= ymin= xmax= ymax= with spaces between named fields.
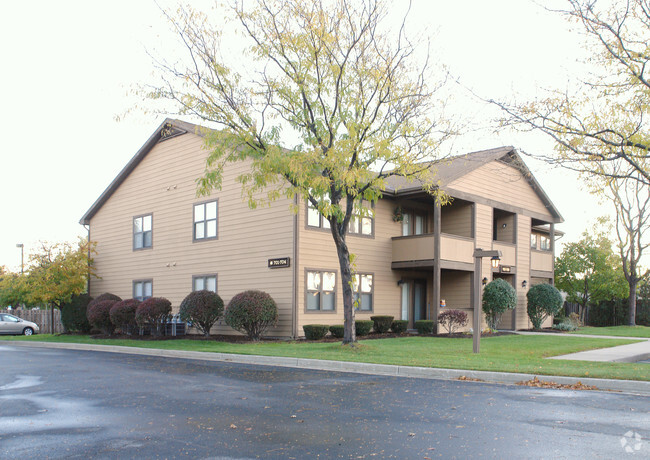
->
xmin=492 ymin=0 xmax=650 ymax=184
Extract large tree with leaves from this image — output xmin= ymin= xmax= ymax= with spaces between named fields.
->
xmin=144 ymin=0 xmax=454 ymax=343
xmin=554 ymin=226 xmax=628 ymax=324
xmin=494 ymin=0 xmax=650 ymax=184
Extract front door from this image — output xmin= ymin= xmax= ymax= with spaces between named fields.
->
xmin=401 ymin=280 xmax=427 ymax=329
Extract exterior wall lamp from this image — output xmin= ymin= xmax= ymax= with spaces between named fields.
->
xmin=482 ymin=277 xmax=488 ymax=286
xmin=473 ymin=248 xmax=502 ymax=353
xmin=522 ymin=280 xmax=527 ymax=288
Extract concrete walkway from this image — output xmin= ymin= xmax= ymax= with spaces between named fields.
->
xmin=4 ymin=340 xmax=650 ymax=397
xmin=515 ymin=331 xmax=650 ymax=363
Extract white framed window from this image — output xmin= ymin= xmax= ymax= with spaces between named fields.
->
xmin=133 ymin=280 xmax=153 ymax=301
xmin=530 ymin=233 xmax=537 ymax=249
xmin=133 ymin=214 xmax=152 ymax=250
xmin=194 ymin=200 xmax=218 ymax=240
xmin=306 ymin=270 xmax=336 ymax=311
xmin=193 ymin=274 xmax=217 ymax=292
xmin=352 ymin=273 xmax=373 ymax=311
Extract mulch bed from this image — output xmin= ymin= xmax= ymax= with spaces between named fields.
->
xmin=77 ymin=330 xmax=516 ymax=344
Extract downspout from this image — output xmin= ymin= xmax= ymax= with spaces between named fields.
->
xmin=84 ymin=224 xmax=91 ymax=295
xmin=292 ymin=194 xmax=299 ymax=339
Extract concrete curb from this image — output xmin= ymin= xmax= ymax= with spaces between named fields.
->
xmin=5 ymin=340 xmax=650 ymax=396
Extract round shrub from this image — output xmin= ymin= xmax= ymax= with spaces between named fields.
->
xmin=390 ymin=320 xmax=408 ymax=334
xmin=225 ymin=290 xmax=278 ymax=341
xmin=329 ymin=325 xmax=345 ymax=338
xmin=527 ymin=283 xmax=563 ymax=330
xmin=61 ymin=293 xmax=93 ymax=333
xmin=303 ymin=324 xmax=329 ymax=340
xmin=370 ymin=315 xmax=394 ymax=333
xmin=355 ymin=320 xmax=373 ymax=336
xmin=179 ymin=290 xmax=224 ymax=337
xmin=87 ymin=299 xmax=118 ymax=335
xmin=88 ymin=293 xmax=122 ymax=311
xmin=414 ymin=319 xmax=435 ymax=335
xmin=136 ymin=297 xmax=172 ymax=336
xmin=437 ymin=309 xmax=468 ymax=335
xmin=482 ymin=278 xmax=517 ymax=331
xmin=110 ymin=299 xmax=140 ymax=335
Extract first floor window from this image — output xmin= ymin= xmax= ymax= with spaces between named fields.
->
xmin=306 ymin=270 xmax=336 ymax=311
xmin=194 ymin=200 xmax=218 ymax=240
xmin=133 ymin=214 xmax=152 ymax=249
xmin=193 ymin=275 xmax=217 ymax=292
xmin=353 ymin=273 xmax=373 ymax=311
xmin=133 ymin=280 xmax=152 ymax=301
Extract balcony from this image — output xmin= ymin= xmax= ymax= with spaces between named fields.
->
xmin=531 ymin=250 xmax=553 ymax=273
xmin=391 ymin=234 xmax=435 ymax=268
xmin=391 ymin=233 xmax=475 ymax=269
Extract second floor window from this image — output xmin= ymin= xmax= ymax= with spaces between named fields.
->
xmin=307 ymin=193 xmax=331 ymax=229
xmin=133 ymin=214 xmax=152 ymax=250
xmin=133 ymin=280 xmax=152 ymax=301
xmin=349 ymin=203 xmax=373 ymax=236
xmin=402 ymin=211 xmax=426 ymax=236
xmin=530 ymin=234 xmax=537 ymax=249
xmin=194 ymin=200 xmax=218 ymax=240
xmin=193 ymin=275 xmax=217 ymax=292
xmin=540 ymin=235 xmax=551 ymax=251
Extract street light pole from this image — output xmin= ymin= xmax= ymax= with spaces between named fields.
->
xmin=472 ymin=248 xmax=502 ymax=353
xmin=16 ymin=243 xmax=24 ymax=274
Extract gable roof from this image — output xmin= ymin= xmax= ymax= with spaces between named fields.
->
xmin=384 ymin=146 xmax=564 ymax=223
xmin=80 ymin=119 xmax=563 ymax=225
xmin=80 ymin=118 xmax=202 ymax=225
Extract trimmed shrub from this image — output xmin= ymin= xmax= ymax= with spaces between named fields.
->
xmin=437 ymin=309 xmax=468 ymax=335
xmin=303 ymin=324 xmax=329 ymax=340
xmin=88 ymin=293 xmax=122 ymax=310
xmin=482 ymin=279 xmax=517 ymax=330
xmin=61 ymin=293 xmax=93 ymax=333
xmin=390 ymin=320 xmax=408 ymax=334
xmin=179 ymin=290 xmax=224 ymax=337
xmin=136 ymin=297 xmax=172 ymax=336
xmin=110 ymin=299 xmax=140 ymax=334
xmin=225 ymin=290 xmax=278 ymax=341
xmin=329 ymin=325 xmax=345 ymax=338
xmin=370 ymin=315 xmax=394 ymax=333
xmin=355 ymin=320 xmax=373 ymax=336
xmin=526 ymin=283 xmax=563 ymax=330
xmin=87 ymin=299 xmax=118 ymax=335
xmin=414 ymin=319 xmax=435 ymax=335
xmin=553 ymin=320 xmax=578 ymax=331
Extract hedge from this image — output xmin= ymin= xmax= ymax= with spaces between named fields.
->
xmin=303 ymin=324 xmax=329 ymax=340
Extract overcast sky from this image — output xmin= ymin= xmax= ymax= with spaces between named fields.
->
xmin=0 ymin=0 xmax=611 ymax=271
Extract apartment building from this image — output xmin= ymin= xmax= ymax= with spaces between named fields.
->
xmin=81 ymin=119 xmax=563 ymax=337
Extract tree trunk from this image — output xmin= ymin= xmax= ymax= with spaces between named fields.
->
xmin=627 ymin=279 xmax=637 ymax=326
xmin=333 ymin=232 xmax=356 ymax=344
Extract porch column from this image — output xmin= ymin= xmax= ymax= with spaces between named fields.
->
xmin=550 ymin=223 xmax=555 ymax=286
xmin=433 ymin=201 xmax=441 ymax=331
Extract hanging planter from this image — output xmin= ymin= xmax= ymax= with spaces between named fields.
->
xmin=392 ymin=206 xmax=404 ymax=222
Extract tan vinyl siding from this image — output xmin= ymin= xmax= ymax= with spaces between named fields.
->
xmin=475 ymin=203 xmax=492 ymax=329
xmin=441 ymin=200 xmax=472 ymax=237
xmin=296 ymin=199 xmax=402 ymax=333
xmin=516 ymin=215 xmax=532 ymax=330
xmin=448 ymin=161 xmax=554 ymax=219
xmin=494 ymin=212 xmax=515 ymax=243
xmin=89 ymin=133 xmax=295 ymax=336
xmin=440 ymin=270 xmax=472 ymax=332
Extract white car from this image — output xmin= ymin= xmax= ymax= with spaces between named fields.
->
xmin=0 ymin=313 xmax=40 ymax=335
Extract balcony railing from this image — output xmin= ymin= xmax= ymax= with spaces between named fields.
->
xmin=531 ymin=250 xmax=553 ymax=272
xmin=391 ymin=233 xmax=474 ymax=267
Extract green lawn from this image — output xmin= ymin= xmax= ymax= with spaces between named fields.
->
xmin=570 ymin=325 xmax=650 ymax=338
xmin=2 ymin=333 xmax=648 ymax=381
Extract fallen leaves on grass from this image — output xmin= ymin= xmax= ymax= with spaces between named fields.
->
xmin=516 ymin=376 xmax=598 ymax=391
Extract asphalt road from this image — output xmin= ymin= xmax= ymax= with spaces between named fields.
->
xmin=0 ymin=345 xmax=648 ymax=459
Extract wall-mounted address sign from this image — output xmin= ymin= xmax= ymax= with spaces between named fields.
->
xmin=268 ymin=257 xmax=290 ymax=268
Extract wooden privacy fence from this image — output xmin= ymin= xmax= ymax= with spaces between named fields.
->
xmin=1 ymin=308 xmax=64 ymax=334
